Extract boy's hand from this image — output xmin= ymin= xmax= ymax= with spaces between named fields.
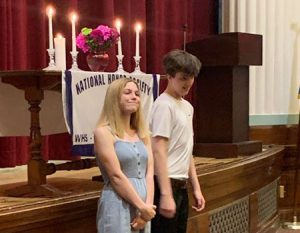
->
xmin=192 ymin=191 xmax=205 ymax=211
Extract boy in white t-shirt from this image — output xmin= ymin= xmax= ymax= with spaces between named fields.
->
xmin=150 ymin=49 xmax=205 ymax=233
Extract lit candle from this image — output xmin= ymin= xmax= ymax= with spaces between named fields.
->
xmin=115 ymin=19 xmax=123 ymax=56
xmin=71 ymin=13 xmax=77 ymax=53
xmin=135 ymin=23 xmax=142 ymax=57
xmin=47 ymin=6 xmax=54 ymax=50
xmin=54 ymin=34 xmax=66 ymax=70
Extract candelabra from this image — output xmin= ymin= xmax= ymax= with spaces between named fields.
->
xmin=131 ymin=55 xmax=144 ymax=74
xmin=43 ymin=49 xmax=58 ymax=70
xmin=69 ymin=51 xmax=82 ymax=71
xmin=115 ymin=54 xmax=128 ymax=73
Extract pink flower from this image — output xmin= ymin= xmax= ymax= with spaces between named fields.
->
xmin=96 ymin=25 xmax=111 ymax=40
xmin=76 ymin=25 xmax=120 ymax=53
xmin=110 ymin=28 xmax=119 ymax=41
xmin=76 ymin=33 xmax=89 ymax=53
xmin=90 ymin=29 xmax=105 ymax=45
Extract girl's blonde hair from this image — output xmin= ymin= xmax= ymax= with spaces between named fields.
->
xmin=97 ymin=78 xmax=149 ymax=140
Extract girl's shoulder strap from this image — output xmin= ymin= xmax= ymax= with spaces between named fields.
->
xmin=104 ymin=125 xmax=120 ymax=140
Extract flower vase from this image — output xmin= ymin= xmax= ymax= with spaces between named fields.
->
xmin=86 ymin=52 xmax=109 ymax=72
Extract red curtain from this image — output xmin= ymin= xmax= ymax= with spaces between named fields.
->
xmin=0 ymin=0 xmax=217 ymax=167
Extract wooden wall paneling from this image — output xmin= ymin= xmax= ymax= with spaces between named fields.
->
xmin=189 ymin=146 xmax=283 ymax=232
xmin=187 ymin=213 xmax=209 ymax=233
xmin=256 ymin=215 xmax=280 ymax=233
xmin=249 ymin=125 xmax=298 ymax=145
xmin=193 ymin=147 xmax=284 ymax=214
xmin=0 ymin=146 xmax=284 ymax=232
xmin=0 ymin=191 xmax=99 ymax=233
xmin=249 ymin=192 xmax=258 ymax=233
xmin=249 ymin=124 xmax=299 ymax=222
xmin=279 ymin=171 xmax=297 ymax=208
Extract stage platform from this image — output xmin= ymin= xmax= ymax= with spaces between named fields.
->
xmin=0 ymin=146 xmax=284 ymax=233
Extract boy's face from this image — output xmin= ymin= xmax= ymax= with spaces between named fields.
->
xmin=168 ymin=72 xmax=195 ymax=97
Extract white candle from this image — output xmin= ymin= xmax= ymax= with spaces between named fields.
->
xmin=115 ymin=19 xmax=122 ymax=56
xmin=47 ymin=7 xmax=54 ymax=50
xmin=54 ymin=34 xmax=66 ymax=70
xmin=71 ymin=13 xmax=77 ymax=53
xmin=135 ymin=23 xmax=141 ymax=57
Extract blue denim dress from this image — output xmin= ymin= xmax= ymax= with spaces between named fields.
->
xmin=96 ymin=140 xmax=150 ymax=233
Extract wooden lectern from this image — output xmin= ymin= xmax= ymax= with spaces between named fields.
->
xmin=186 ymin=32 xmax=263 ymax=158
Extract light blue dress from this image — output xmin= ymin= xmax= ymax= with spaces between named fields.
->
xmin=96 ymin=140 xmax=150 ymax=233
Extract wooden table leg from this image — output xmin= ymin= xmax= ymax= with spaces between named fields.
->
xmin=5 ymin=87 xmax=70 ymax=197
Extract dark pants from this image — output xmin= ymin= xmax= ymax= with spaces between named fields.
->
xmin=151 ymin=177 xmax=189 ymax=233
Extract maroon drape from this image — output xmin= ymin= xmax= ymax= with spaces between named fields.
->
xmin=0 ymin=0 xmax=217 ymax=167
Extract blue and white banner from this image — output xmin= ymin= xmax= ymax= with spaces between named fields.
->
xmin=62 ymin=71 xmax=160 ymax=155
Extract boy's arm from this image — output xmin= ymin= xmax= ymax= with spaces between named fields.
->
xmin=152 ymin=136 xmax=176 ymax=218
xmin=188 ymin=156 xmax=205 ymax=211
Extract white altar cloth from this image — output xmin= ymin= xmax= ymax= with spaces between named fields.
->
xmin=0 ymin=80 xmax=67 ymax=136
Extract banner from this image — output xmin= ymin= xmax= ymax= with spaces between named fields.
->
xmin=62 ymin=71 xmax=160 ymax=155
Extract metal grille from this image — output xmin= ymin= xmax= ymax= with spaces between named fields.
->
xmin=257 ymin=179 xmax=278 ymax=224
xmin=209 ymin=197 xmax=249 ymax=233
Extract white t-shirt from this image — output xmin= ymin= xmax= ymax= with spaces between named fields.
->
xmin=150 ymin=93 xmax=194 ymax=179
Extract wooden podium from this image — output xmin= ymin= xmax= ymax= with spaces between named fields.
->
xmin=186 ymin=32 xmax=263 ymax=158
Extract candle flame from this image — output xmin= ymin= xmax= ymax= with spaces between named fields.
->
xmin=135 ymin=23 xmax=142 ymax=32
xmin=56 ymin=33 xmax=63 ymax=39
xmin=71 ymin=12 xmax=77 ymax=22
xmin=115 ymin=19 xmax=122 ymax=28
xmin=47 ymin=6 xmax=54 ymax=16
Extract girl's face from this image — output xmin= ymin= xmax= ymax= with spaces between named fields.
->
xmin=119 ymin=81 xmax=140 ymax=114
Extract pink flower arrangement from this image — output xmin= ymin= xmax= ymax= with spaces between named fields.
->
xmin=76 ymin=25 xmax=119 ymax=53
